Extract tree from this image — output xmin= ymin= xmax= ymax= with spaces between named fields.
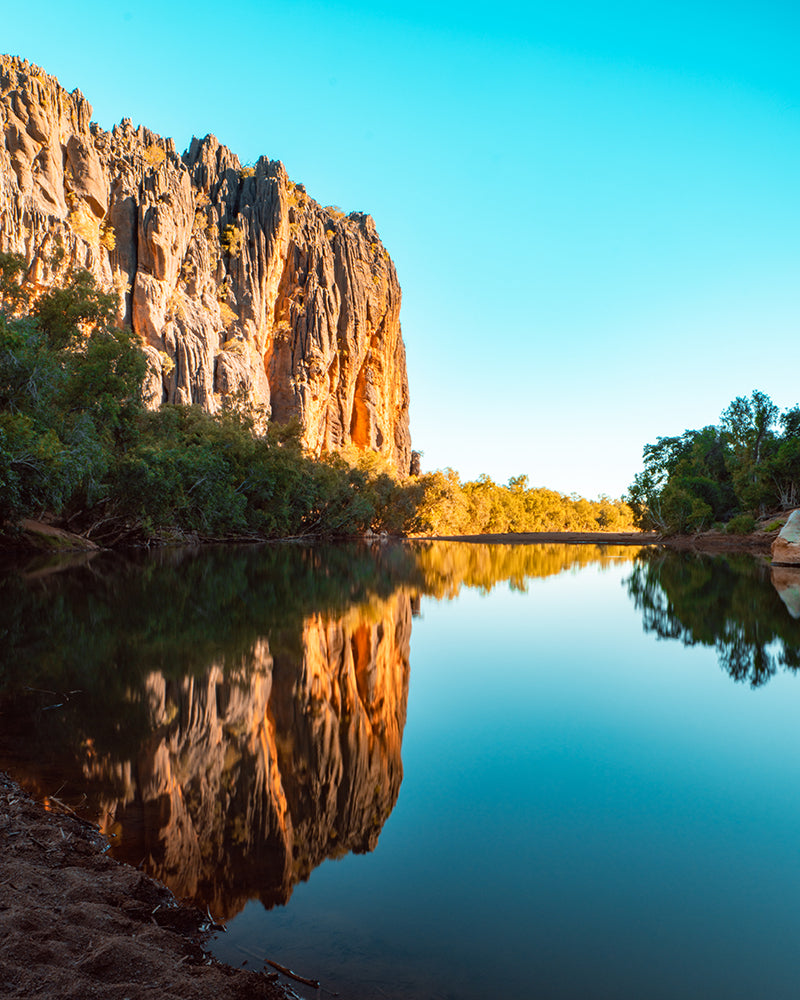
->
xmin=721 ymin=390 xmax=778 ymax=462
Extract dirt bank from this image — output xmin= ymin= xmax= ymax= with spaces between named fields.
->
xmin=656 ymin=531 xmax=776 ymax=554
xmin=0 ymin=772 xmax=292 ymax=1000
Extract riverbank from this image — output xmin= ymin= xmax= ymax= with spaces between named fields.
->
xmin=0 ymin=772 xmax=294 ymax=1000
xmin=0 ymin=522 xmax=780 ymax=558
xmin=656 ymin=530 xmax=776 ymax=554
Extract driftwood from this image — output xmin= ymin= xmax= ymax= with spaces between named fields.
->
xmin=45 ymin=794 xmax=99 ymax=830
xmin=265 ymin=959 xmax=321 ymax=989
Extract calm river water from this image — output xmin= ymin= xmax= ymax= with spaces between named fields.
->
xmin=3 ymin=541 xmax=800 ymax=999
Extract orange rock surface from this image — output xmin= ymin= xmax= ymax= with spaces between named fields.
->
xmin=0 ymin=55 xmax=411 ymax=473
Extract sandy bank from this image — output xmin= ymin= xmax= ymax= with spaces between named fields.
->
xmin=0 ymin=772 xmax=292 ymax=1000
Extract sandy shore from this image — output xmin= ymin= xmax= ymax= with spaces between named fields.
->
xmin=0 ymin=772 xmax=292 ymax=1000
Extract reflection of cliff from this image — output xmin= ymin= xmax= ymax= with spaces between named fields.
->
xmin=626 ymin=550 xmax=800 ymax=687
xmin=0 ymin=539 xmax=641 ymax=918
xmin=81 ymin=595 xmax=410 ymax=920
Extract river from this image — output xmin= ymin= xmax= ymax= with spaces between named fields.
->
xmin=2 ymin=541 xmax=800 ymax=999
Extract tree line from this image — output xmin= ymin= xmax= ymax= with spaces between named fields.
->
xmin=0 ymin=253 xmax=634 ymax=544
xmin=627 ymin=389 xmax=800 ymax=533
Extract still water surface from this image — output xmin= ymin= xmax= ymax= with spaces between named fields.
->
xmin=3 ymin=542 xmax=800 ymax=998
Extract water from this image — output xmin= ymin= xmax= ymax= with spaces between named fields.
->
xmin=2 ymin=542 xmax=800 ymax=998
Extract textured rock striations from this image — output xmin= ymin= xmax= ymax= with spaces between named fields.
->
xmin=0 ymin=55 xmax=411 ymax=472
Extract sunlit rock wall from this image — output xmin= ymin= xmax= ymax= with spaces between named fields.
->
xmin=0 ymin=55 xmax=411 ymax=472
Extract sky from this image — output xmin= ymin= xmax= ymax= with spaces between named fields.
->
xmin=5 ymin=0 xmax=800 ymax=498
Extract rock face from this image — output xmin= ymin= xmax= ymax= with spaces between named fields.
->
xmin=0 ymin=55 xmax=411 ymax=472
xmin=771 ymin=510 xmax=800 ymax=565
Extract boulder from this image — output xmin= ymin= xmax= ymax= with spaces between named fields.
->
xmin=771 ymin=510 xmax=800 ymax=565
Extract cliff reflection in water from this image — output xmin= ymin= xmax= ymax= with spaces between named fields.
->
xmin=114 ymin=597 xmax=411 ymax=919
xmin=626 ymin=549 xmax=800 ymax=687
xmin=0 ymin=540 xmax=640 ymax=918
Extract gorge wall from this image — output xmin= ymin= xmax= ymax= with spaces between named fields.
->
xmin=0 ymin=55 xmax=411 ymax=472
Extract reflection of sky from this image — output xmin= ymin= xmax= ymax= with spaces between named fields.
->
xmin=214 ymin=562 xmax=800 ymax=999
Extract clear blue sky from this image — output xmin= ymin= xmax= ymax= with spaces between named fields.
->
xmin=6 ymin=1 xmax=799 ymax=498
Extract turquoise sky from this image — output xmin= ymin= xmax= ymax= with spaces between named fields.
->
xmin=6 ymin=1 xmax=799 ymax=498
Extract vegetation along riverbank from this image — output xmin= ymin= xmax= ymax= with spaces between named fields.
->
xmin=627 ymin=389 xmax=800 ymax=537
xmin=0 ymin=253 xmax=636 ymax=549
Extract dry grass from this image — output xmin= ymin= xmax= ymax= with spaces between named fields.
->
xmin=143 ymin=144 xmax=166 ymax=167
xmin=219 ymin=302 xmax=239 ymax=327
xmin=67 ymin=201 xmax=100 ymax=244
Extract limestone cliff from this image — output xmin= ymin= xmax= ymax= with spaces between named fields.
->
xmin=0 ymin=55 xmax=411 ymax=472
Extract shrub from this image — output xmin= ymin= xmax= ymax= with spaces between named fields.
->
xmin=219 ymin=303 xmax=239 ymax=327
xmin=99 ymin=219 xmax=116 ymax=251
xmin=221 ymin=224 xmax=244 ymax=256
xmin=725 ymin=513 xmax=756 ymax=535
xmin=288 ymin=184 xmax=307 ymax=208
xmin=222 ymin=336 xmax=247 ymax=356
xmin=143 ymin=145 xmax=166 ymax=167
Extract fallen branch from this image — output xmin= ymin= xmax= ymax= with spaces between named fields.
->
xmin=47 ymin=795 xmax=99 ymax=830
xmin=265 ymin=960 xmax=321 ymax=989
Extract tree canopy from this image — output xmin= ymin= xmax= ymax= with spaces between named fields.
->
xmin=627 ymin=390 xmax=800 ymax=533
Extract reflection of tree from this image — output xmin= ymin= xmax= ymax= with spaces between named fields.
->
xmin=625 ymin=550 xmax=800 ymax=687
xmin=411 ymin=541 xmax=641 ymax=598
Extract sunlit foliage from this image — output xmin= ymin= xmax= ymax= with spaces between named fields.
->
xmin=0 ymin=254 xmax=634 ymax=543
xmin=407 ymin=469 xmax=635 ymax=536
xmin=627 ymin=389 xmax=800 ymax=533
